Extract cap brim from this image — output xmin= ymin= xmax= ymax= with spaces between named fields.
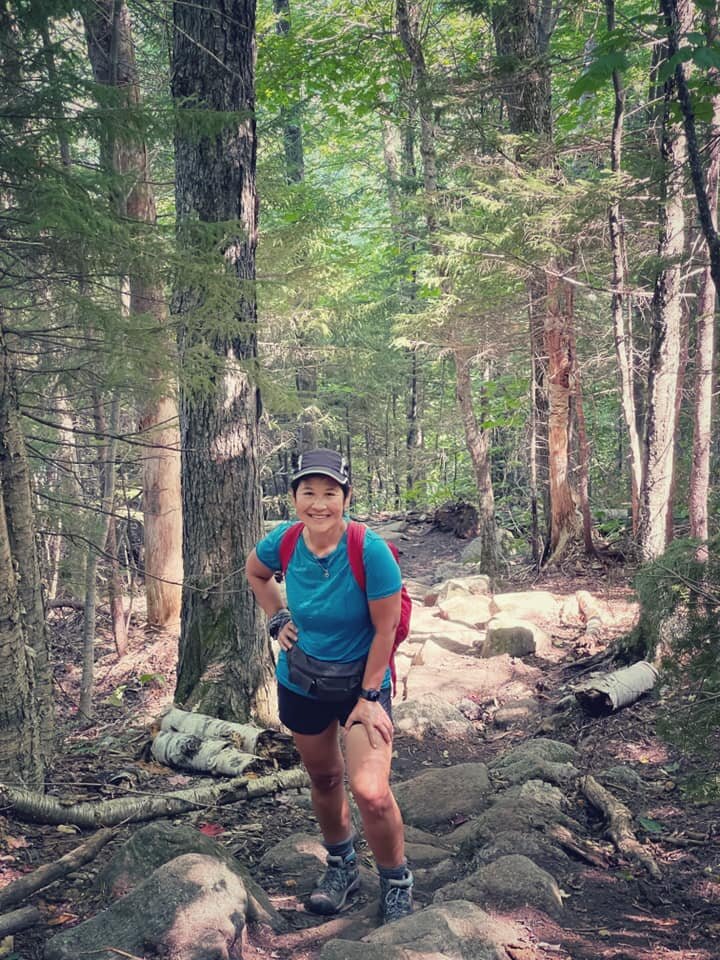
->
xmin=293 ymin=467 xmax=349 ymax=486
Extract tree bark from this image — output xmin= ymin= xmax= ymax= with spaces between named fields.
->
xmin=0 ymin=327 xmax=47 ymax=788
xmin=605 ymin=0 xmax=642 ymax=534
xmin=84 ymin=0 xmax=183 ymax=628
xmin=638 ymin=11 xmax=689 ymax=561
xmin=454 ymin=348 xmax=499 ymax=574
xmin=172 ymin=0 xmax=274 ymax=724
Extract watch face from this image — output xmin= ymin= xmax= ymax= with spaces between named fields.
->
xmin=362 ymin=688 xmax=381 ymax=702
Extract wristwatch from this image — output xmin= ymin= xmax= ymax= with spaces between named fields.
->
xmin=359 ymin=687 xmax=381 ymax=702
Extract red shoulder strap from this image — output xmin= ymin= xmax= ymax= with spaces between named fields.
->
xmin=346 ymin=520 xmax=367 ymax=591
xmin=279 ymin=522 xmax=305 ymax=572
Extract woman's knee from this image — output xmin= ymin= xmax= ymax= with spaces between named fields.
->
xmin=308 ymin=765 xmax=345 ymax=795
xmin=350 ymin=775 xmax=394 ymax=819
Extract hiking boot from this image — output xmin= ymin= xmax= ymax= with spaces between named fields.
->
xmin=379 ymin=869 xmax=414 ymax=924
xmin=307 ymin=853 xmax=360 ymax=915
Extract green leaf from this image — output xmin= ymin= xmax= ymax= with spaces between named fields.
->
xmin=568 ymin=51 xmax=630 ymax=100
xmin=637 ymin=817 xmax=664 ymax=834
xmin=692 ymin=46 xmax=720 ymax=70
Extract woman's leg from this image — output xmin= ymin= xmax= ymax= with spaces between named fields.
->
xmin=344 ymin=723 xmax=404 ymax=868
xmin=293 ymin=721 xmax=352 ymax=844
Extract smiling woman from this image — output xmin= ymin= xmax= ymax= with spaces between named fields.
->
xmin=244 ymin=448 xmax=414 ymax=924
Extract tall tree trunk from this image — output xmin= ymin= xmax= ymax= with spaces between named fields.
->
xmin=605 ymin=0 xmax=642 ymax=534
xmin=172 ymin=0 xmax=274 ymax=724
xmin=544 ymin=271 xmax=582 ymax=557
xmin=688 ymin=10 xmax=720 ymax=547
xmin=84 ymin=0 xmax=183 ymax=628
xmin=274 ymin=0 xmax=304 ymax=184
xmin=569 ymin=311 xmax=594 ymax=555
xmin=0 ymin=326 xmax=48 ymax=787
xmin=454 ymin=348 xmax=499 ymax=574
xmin=638 ymin=14 xmax=688 ymax=561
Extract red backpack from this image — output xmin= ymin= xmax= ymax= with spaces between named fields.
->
xmin=278 ymin=520 xmax=412 ymax=696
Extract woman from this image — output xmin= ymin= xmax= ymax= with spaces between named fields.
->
xmin=245 ymin=448 xmax=413 ymax=924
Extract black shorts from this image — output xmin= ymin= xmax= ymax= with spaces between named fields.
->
xmin=278 ymin=682 xmax=393 ymax=736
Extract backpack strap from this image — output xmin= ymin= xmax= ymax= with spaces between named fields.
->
xmin=346 ymin=520 xmax=367 ymax=591
xmin=278 ymin=521 xmax=305 ymax=573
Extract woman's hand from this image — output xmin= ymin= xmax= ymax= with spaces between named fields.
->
xmin=277 ymin=619 xmax=298 ymax=651
xmin=343 ymin=697 xmax=393 ymax=749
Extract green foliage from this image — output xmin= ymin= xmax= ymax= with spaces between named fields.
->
xmin=629 ymin=539 xmax=720 ymax=765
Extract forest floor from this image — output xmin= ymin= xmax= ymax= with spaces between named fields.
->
xmin=3 ymin=519 xmax=719 ymax=960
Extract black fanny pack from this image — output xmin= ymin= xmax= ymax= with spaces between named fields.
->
xmin=286 ymin=645 xmax=366 ymax=701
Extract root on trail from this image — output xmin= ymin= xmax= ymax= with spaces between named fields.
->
xmin=580 ymin=774 xmax=662 ymax=879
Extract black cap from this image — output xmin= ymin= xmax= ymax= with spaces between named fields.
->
xmin=292 ymin=449 xmax=351 ymax=487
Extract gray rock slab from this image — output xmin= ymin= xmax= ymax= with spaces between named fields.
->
xmin=435 ymin=561 xmax=484 ymax=581
xmin=46 ymin=853 xmax=247 ymax=960
xmin=95 ymin=820 xmax=282 ymax=929
xmin=257 ymin=832 xmax=326 ymax=894
xmin=492 ymin=591 xmax=560 ymax=619
xmin=481 ymin=620 xmax=536 ymax=658
xmin=450 ymin=796 xmax=581 ymax=852
xmin=490 ymin=756 xmax=580 ymax=788
xmin=597 ymin=764 xmax=646 ymax=792
xmin=493 ymin=697 xmax=541 ymax=729
xmin=469 ymin=829 xmax=570 ymax=875
xmin=393 ymin=762 xmax=492 ymax=830
xmin=499 ymin=779 xmax=568 ymax=812
xmin=435 ymin=854 xmax=564 ymax=918
xmin=405 ymin=840 xmax=455 ymax=867
xmin=438 ymin=595 xmax=494 ymax=628
xmin=436 ymin=576 xmax=492 ymax=603
xmin=490 ymin=737 xmax=579 ymax=769
xmin=321 ymin=900 xmax=520 ymax=960
xmin=394 ymin=694 xmax=475 ymax=741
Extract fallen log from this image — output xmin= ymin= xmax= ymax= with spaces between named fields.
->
xmin=574 ymin=661 xmax=658 ymax=716
xmin=0 ymin=827 xmax=114 ymax=912
xmin=151 ymin=731 xmax=267 ymax=778
xmin=0 ymin=767 xmax=309 ymax=829
xmin=0 ymin=906 xmax=43 ymax=937
xmin=159 ymin=707 xmax=298 ymax=764
xmin=580 ymin=774 xmax=661 ymax=879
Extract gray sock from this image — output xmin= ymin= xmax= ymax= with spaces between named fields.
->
xmin=325 ymin=836 xmax=355 ymax=861
xmin=378 ymin=861 xmax=408 ymax=881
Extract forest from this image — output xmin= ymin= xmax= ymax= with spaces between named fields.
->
xmin=1 ymin=0 xmax=719 ymax=956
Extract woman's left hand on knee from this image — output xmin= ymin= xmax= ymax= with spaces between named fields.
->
xmin=343 ymin=699 xmax=393 ymax=749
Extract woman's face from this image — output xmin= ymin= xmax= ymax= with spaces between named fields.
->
xmin=292 ymin=475 xmax=350 ymax=535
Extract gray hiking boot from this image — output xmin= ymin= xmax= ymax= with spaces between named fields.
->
xmin=307 ymin=853 xmax=360 ymax=915
xmin=379 ymin=869 xmax=414 ymax=924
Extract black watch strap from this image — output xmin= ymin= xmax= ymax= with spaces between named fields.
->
xmin=359 ymin=687 xmax=381 ymax=702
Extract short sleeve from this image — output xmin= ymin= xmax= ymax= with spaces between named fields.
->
xmin=363 ymin=532 xmax=402 ymax=601
xmin=255 ymin=521 xmax=293 ymax=571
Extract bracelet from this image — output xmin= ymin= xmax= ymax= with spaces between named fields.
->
xmin=268 ymin=608 xmax=291 ymax=640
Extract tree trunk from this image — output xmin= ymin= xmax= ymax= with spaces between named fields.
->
xmin=172 ymin=0 xmax=274 ymax=724
xmin=638 ymin=19 xmax=688 ymax=561
xmin=605 ymin=0 xmax=642 ymax=534
xmin=0 ymin=327 xmax=47 ymax=788
xmin=544 ymin=271 xmax=582 ymax=558
xmin=84 ymin=0 xmax=183 ymax=628
xmin=688 ymin=10 xmax=720 ymax=547
xmin=454 ymin=348 xmax=499 ymax=575
xmin=569 ymin=313 xmax=594 ymax=555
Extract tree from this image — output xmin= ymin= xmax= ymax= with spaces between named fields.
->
xmin=172 ymin=0 xmax=275 ymax=723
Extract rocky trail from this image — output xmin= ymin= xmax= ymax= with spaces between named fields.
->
xmin=3 ymin=518 xmax=718 ymax=960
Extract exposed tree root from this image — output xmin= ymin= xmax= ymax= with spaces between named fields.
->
xmin=0 ymin=827 xmax=114 ymax=911
xmin=0 ymin=906 xmax=42 ymax=937
xmin=0 ymin=767 xmax=309 ymax=829
xmin=580 ymin=774 xmax=662 ymax=879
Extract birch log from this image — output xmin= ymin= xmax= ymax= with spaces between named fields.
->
xmin=151 ymin=731 xmax=266 ymax=777
xmin=0 ymin=768 xmax=309 ymax=828
xmin=574 ymin=661 xmax=658 ymax=716
xmin=159 ymin=707 xmax=297 ymax=764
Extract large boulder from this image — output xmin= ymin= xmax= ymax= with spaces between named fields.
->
xmin=479 ymin=618 xmax=538 ymax=658
xmin=436 ymin=576 xmax=492 ymax=603
xmin=394 ymin=694 xmax=475 ymax=741
xmin=491 ymin=590 xmax=559 ymax=620
xmin=257 ymin=832 xmax=326 ymax=895
xmin=435 ymin=854 xmax=565 ymax=917
xmin=321 ymin=900 xmax=520 ymax=960
xmin=438 ymin=595 xmax=494 ymax=628
xmin=469 ymin=829 xmax=570 ymax=875
xmin=393 ymin=762 xmax=492 ymax=830
xmin=489 ymin=737 xmax=579 ymax=770
xmin=95 ymin=820 xmax=281 ymax=929
xmin=493 ymin=698 xmax=541 ymax=729
xmin=46 ymin=854 xmax=247 ymax=960
xmin=448 ymin=793 xmax=581 ymax=850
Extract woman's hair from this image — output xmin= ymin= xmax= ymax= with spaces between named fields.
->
xmin=290 ymin=448 xmax=351 ymax=494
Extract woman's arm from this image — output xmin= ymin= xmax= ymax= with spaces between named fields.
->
xmin=245 ymin=549 xmax=285 ymax=616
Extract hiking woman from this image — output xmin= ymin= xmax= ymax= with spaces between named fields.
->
xmin=245 ymin=448 xmax=413 ymax=923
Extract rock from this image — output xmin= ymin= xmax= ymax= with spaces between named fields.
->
xmin=559 ymin=594 xmax=581 ymax=623
xmin=95 ymin=820 xmax=281 ymax=929
xmin=457 ymin=697 xmax=484 ymax=721
xmin=416 ymin=633 xmax=479 ymax=666
xmin=449 ymin=794 xmax=581 ymax=850
xmin=394 ymin=694 xmax=475 ymax=741
xmin=499 ymin=779 xmax=568 ymax=812
xmin=46 ymin=854 xmax=247 ymax=960
xmin=490 ymin=737 xmax=580 ymax=769
xmin=469 ymin=829 xmax=570 ymax=875
xmin=405 ymin=841 xmax=455 ymax=867
xmin=435 ymin=854 xmax=564 ymax=917
xmin=480 ymin=619 xmax=537 ymax=658
xmin=438 ymin=595 xmax=494 ymax=628
xmin=436 ymin=576 xmax=492 ymax=603
xmin=434 ymin=561 xmax=484 ymax=582
xmin=257 ymin=832 xmax=326 ymax=894
xmin=490 ymin=757 xmax=580 ymax=788
xmin=460 ymin=538 xmax=488 ymax=563
xmin=321 ymin=900 xmax=520 ymax=960
xmin=493 ymin=698 xmax=540 ymax=729
xmin=393 ymin=762 xmax=492 ymax=830
xmin=491 ymin=590 xmax=560 ymax=620
xmin=404 ymin=825 xmax=455 ymax=848
xmin=597 ymin=765 xmax=646 ymax=792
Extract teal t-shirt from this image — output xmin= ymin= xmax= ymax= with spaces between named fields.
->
xmin=256 ymin=522 xmax=402 ymax=697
